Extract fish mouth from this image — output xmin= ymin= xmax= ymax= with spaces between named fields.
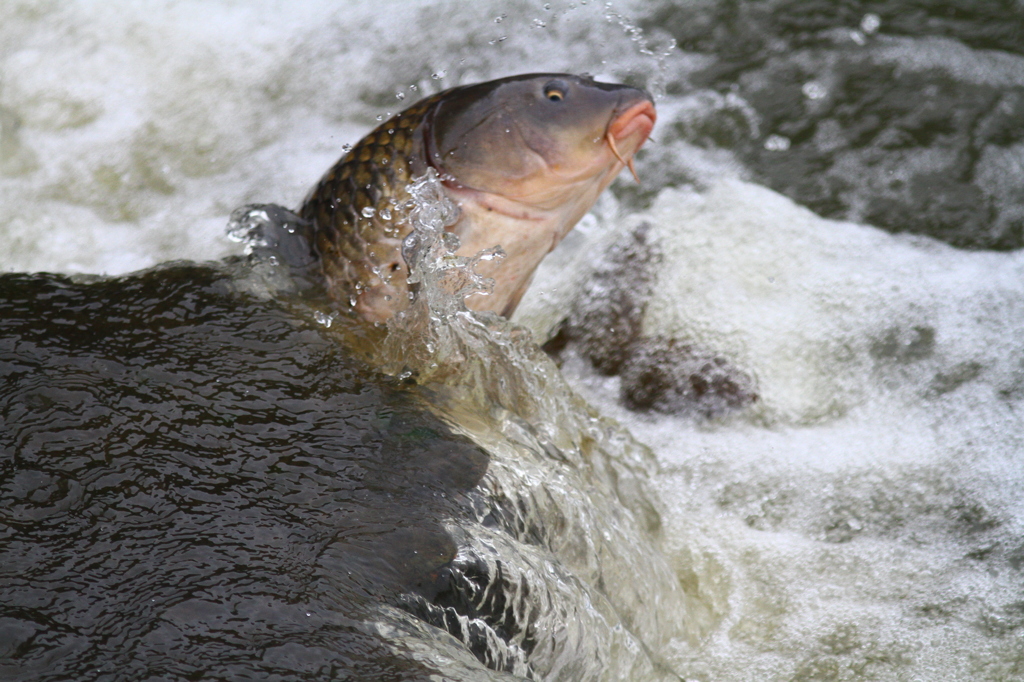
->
xmin=606 ymin=99 xmax=656 ymax=182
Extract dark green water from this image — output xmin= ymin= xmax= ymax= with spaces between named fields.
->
xmin=0 ymin=263 xmax=491 ymax=681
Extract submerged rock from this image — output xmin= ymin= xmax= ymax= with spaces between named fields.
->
xmin=636 ymin=0 xmax=1024 ymax=250
xmin=737 ymin=49 xmax=1024 ymax=250
xmin=545 ymin=220 xmax=758 ymax=420
xmin=619 ymin=337 xmax=758 ymax=417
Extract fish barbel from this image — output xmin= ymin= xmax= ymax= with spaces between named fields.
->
xmin=299 ymin=73 xmax=656 ymax=323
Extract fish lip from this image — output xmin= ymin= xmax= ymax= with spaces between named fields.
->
xmin=607 ymin=98 xmax=657 ymax=146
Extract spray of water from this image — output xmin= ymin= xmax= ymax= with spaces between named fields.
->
xmin=359 ymin=170 xmax=689 ymax=680
xmin=375 ymin=170 xmax=504 ymax=378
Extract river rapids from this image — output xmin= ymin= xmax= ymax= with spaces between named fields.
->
xmin=2 ymin=2 xmax=1023 ymax=681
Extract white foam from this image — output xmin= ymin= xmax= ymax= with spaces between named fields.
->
xmin=0 ymin=0 xmax=670 ymax=274
xmin=0 ymin=0 xmax=387 ymax=272
xmin=642 ymin=180 xmax=1024 ymax=425
xmin=556 ymin=179 xmax=1024 ymax=680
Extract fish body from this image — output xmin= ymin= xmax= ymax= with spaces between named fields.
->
xmin=299 ymin=73 xmax=656 ymax=323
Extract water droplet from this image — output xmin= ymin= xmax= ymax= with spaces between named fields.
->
xmin=431 ymin=71 xmax=446 ymax=80
xmin=543 ymin=3 xmax=551 ymax=9
xmin=362 ymin=206 xmax=376 ymax=218
xmin=494 ymin=13 xmax=506 ymax=23
xmin=376 ymin=114 xmax=384 ymax=121
xmin=764 ymin=134 xmax=791 ymax=151
xmin=342 ymin=143 xmax=352 ymax=152
xmin=802 ymin=81 xmax=827 ymax=100
xmin=314 ymin=311 xmax=336 ymax=328
xmin=409 ymin=83 xmax=418 ymax=91
xmin=531 ymin=18 xmax=547 ymax=28
xmin=396 ymin=92 xmax=405 ymax=100
xmin=380 ymin=208 xmax=392 ymax=220
xmin=860 ymin=13 xmax=881 ymax=34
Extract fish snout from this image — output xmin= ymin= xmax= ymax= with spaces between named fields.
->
xmin=610 ymin=98 xmax=656 ymax=147
xmin=606 ymin=97 xmax=656 ymax=182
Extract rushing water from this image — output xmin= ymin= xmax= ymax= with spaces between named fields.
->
xmin=1 ymin=180 xmax=682 ymax=681
xmin=2 ymin=1 xmax=1024 ymax=680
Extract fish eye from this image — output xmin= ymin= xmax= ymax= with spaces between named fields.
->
xmin=543 ymin=80 xmax=568 ymax=102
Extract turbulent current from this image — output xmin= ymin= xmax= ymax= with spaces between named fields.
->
xmin=2 ymin=1 xmax=1024 ymax=681
xmin=1 ymin=176 xmax=682 ymax=681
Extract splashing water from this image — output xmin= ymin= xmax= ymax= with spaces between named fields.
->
xmin=215 ymin=169 xmax=687 ymax=679
xmin=375 ymin=169 xmax=505 ymax=378
xmin=353 ymin=171 xmax=689 ymax=680
xmin=600 ymin=3 xmax=676 ymax=99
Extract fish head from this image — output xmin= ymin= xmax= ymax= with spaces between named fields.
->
xmin=424 ymin=73 xmax=655 ymax=316
xmin=427 ymin=73 xmax=655 ymax=215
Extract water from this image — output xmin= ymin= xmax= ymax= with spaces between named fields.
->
xmin=547 ymin=182 xmax=1024 ymax=679
xmin=2 ymin=1 xmax=1023 ymax=680
xmin=0 ymin=263 xmax=489 ymax=681
xmin=0 ymin=196 xmax=681 ymax=681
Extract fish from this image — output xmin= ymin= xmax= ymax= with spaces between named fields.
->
xmin=298 ymin=73 xmax=656 ymax=323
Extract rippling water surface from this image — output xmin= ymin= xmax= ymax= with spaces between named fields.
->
xmin=0 ymin=263 xmax=488 ymax=680
xmin=2 ymin=1 xmax=1023 ymax=680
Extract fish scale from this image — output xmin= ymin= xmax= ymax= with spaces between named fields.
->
xmin=299 ymin=95 xmax=442 ymax=308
